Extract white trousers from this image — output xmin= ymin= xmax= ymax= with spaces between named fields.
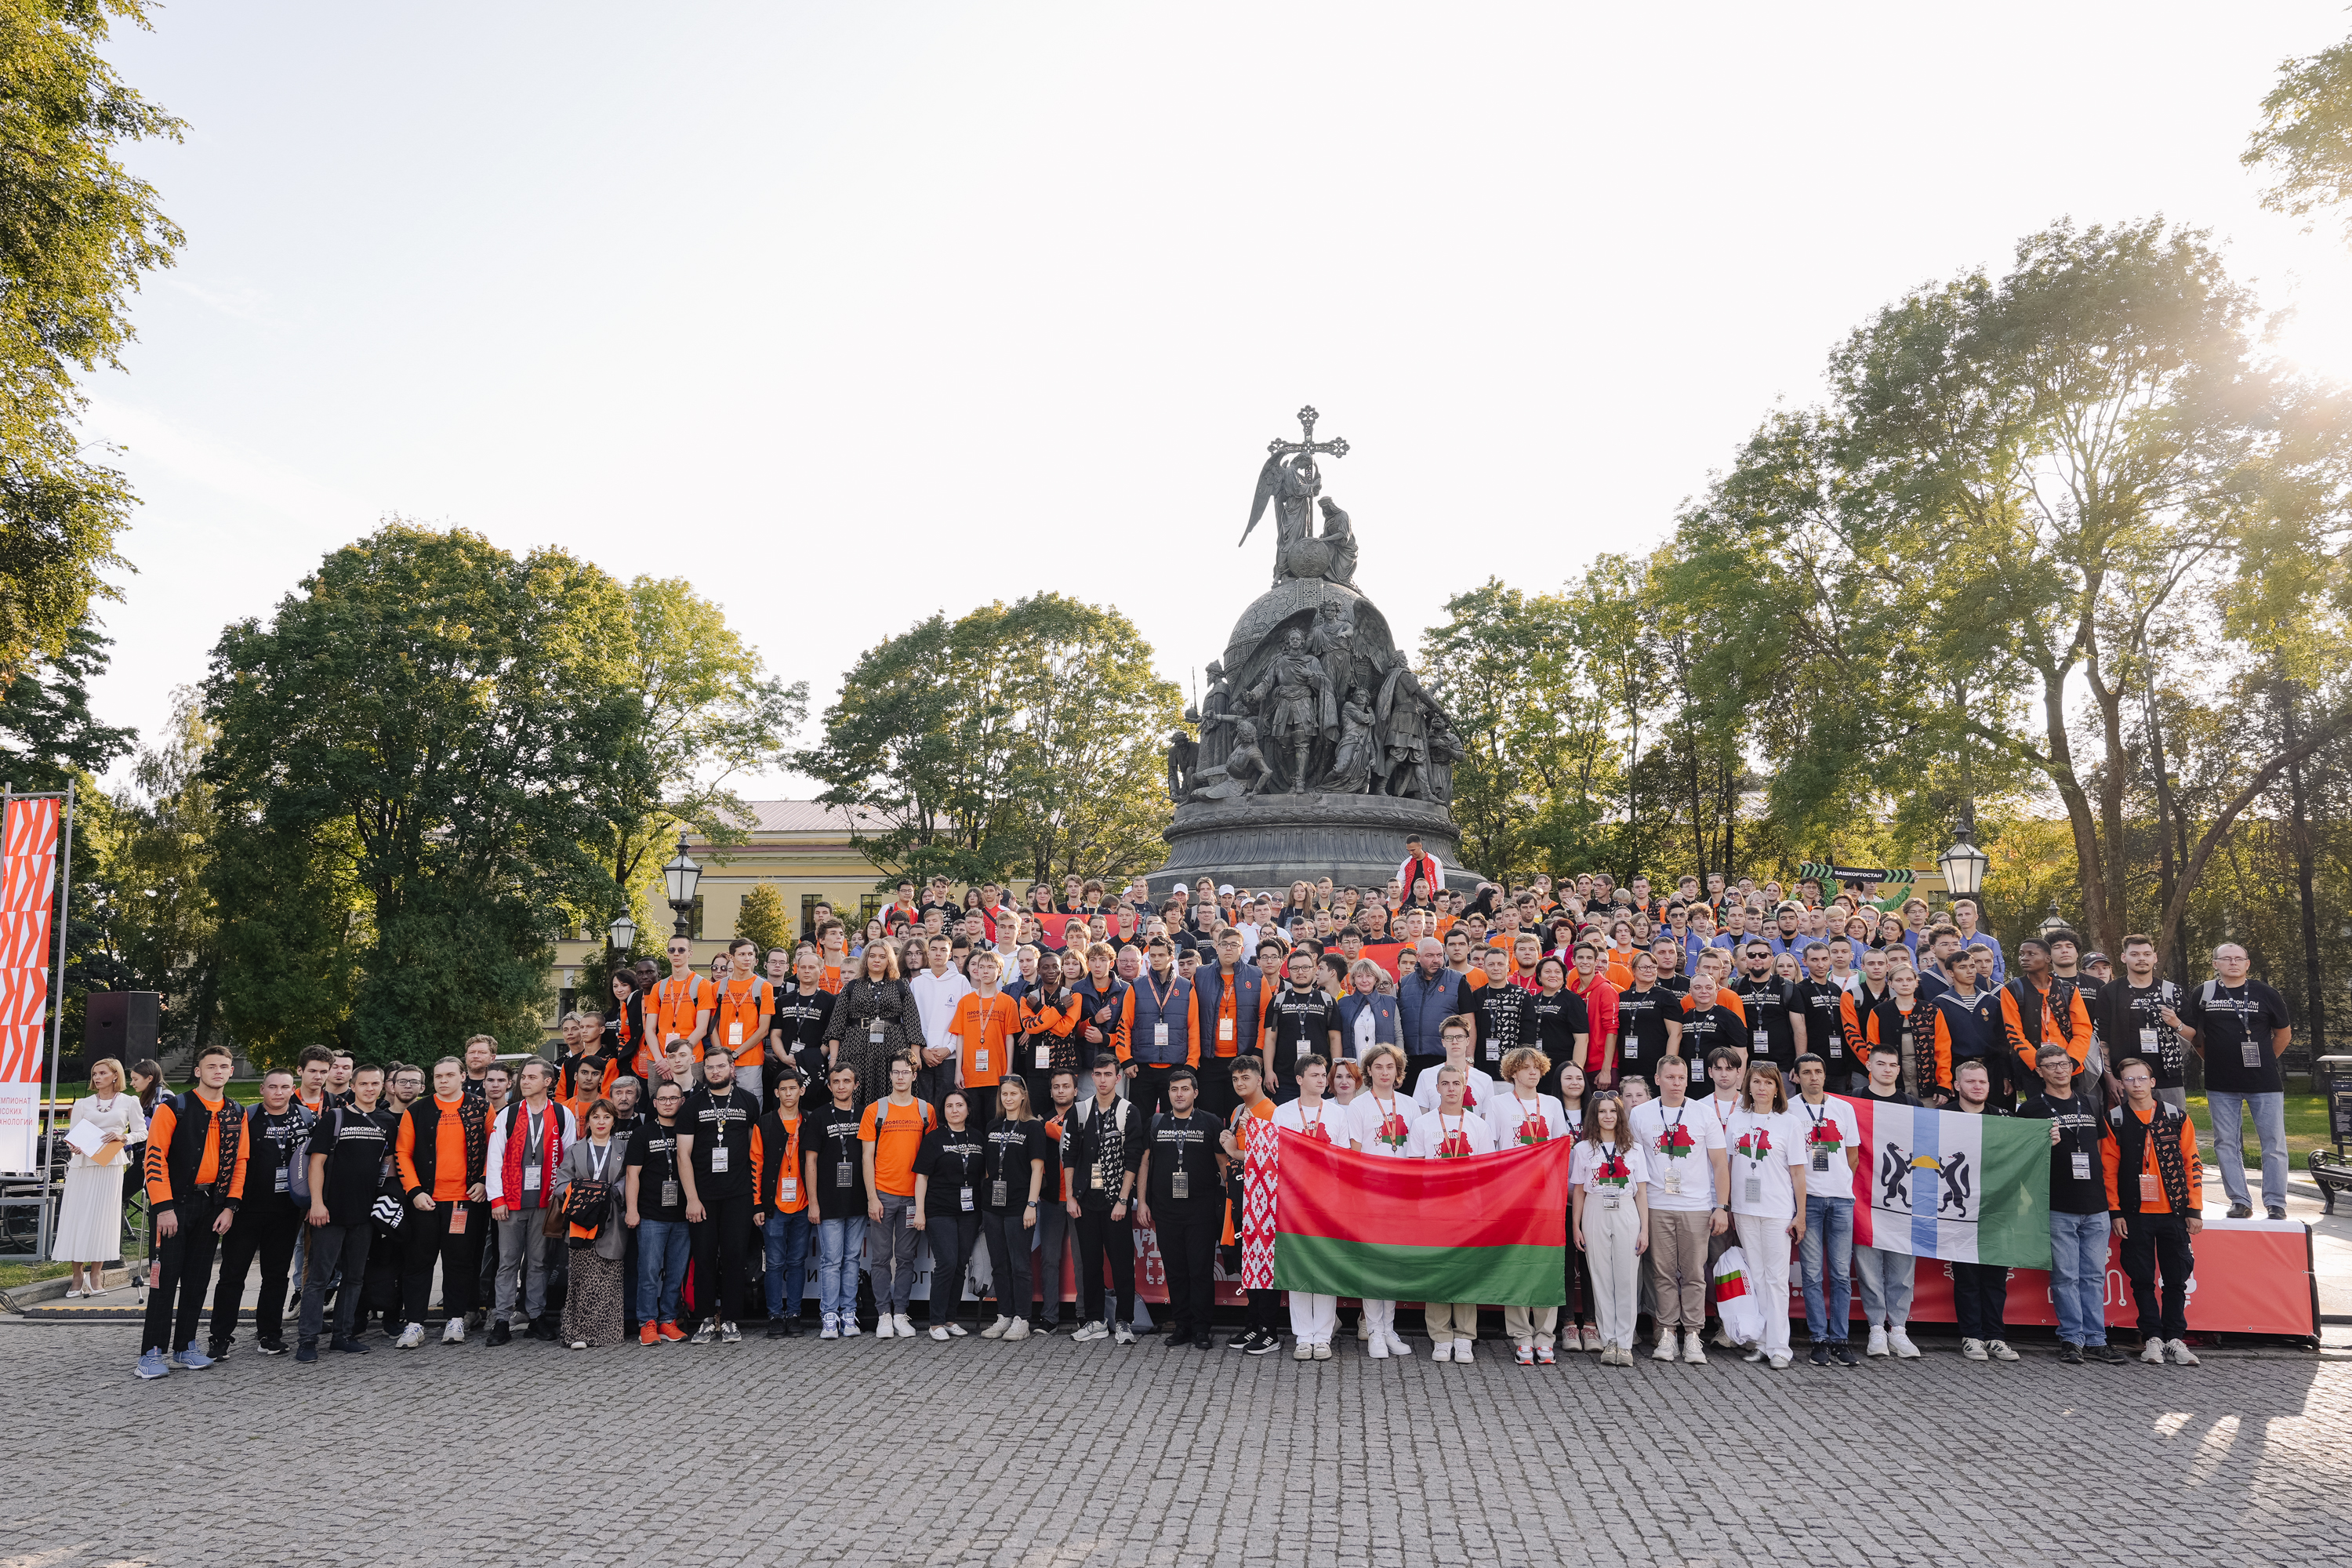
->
xmin=1360 ymin=1298 xmax=1396 ymax=1335
xmin=1735 ymin=1211 xmax=1794 ymax=1357
xmin=1288 ymin=1291 xmax=1337 ymax=1345
xmin=1585 ymin=1193 xmax=1643 ymax=1349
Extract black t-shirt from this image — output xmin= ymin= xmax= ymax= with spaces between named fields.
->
xmin=1612 ymin=986 xmax=1673 ymax=1071
xmin=1858 ymin=1086 xmax=1918 ymax=1108
xmin=243 ymin=1104 xmax=316 ymax=1207
xmin=913 ymin=1123 xmax=988 ymax=1216
xmin=1263 ymin=985 xmax=1341 ymax=1076
xmin=982 ymin=1116 xmax=1052 ymax=1213
xmin=2017 ymin=1089 xmax=2110 ymax=1214
xmin=1144 ymin=1109 xmax=1225 ymax=1209
xmin=1731 ymin=976 xmax=1800 ymax=1070
xmin=1471 ymin=985 xmax=1537 ymax=1071
xmin=313 ymin=1105 xmax=397 ymax=1225
xmin=1793 ymin=979 xmax=1850 ymax=1068
xmin=2182 ymin=978 xmax=2292 ymax=1094
xmin=1528 ymin=989 xmax=1591 ymax=1065
xmin=2101 ymin=980 xmax=2188 ymax=1088
xmin=678 ymin=1085 xmax=757 ymax=1198
xmin=1678 ymin=1004 xmax=1746 ymax=1066
xmin=1655 ymin=971 xmax=1692 ymax=999
xmin=625 ymin=1118 xmax=687 ymax=1221
xmin=808 ymin=1101 xmax=869 ymax=1215
xmin=770 ymin=982 xmax=837 ymax=1083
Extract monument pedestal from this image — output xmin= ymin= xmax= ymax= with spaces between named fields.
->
xmin=1151 ymin=793 xmax=1468 ymax=898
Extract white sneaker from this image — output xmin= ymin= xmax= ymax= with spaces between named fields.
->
xmin=1767 ymin=1352 xmax=1791 ymax=1370
xmin=1961 ymin=1338 xmax=1989 ymax=1361
xmin=2166 ymin=1338 xmax=2200 ymax=1367
xmin=1357 ymin=1317 xmax=1370 ymax=1340
xmin=981 ymin=1316 xmax=1010 ymax=1339
xmin=928 ymin=1325 xmax=950 ymax=1341
xmin=691 ymin=1322 xmax=717 ymax=1345
xmin=1431 ymin=1340 xmax=1454 ymax=1363
xmin=1368 ymin=1334 xmax=1390 ymax=1359
xmin=893 ymin=1314 xmax=916 ymax=1338
xmin=441 ymin=1318 xmax=465 ymax=1345
xmin=1312 ymin=1341 xmax=1331 ymax=1360
xmin=819 ymin=1316 xmax=840 ymax=1341
xmin=1072 ymin=1319 xmax=1109 ymax=1343
xmin=1114 ymin=1323 xmax=1137 ymax=1346
xmin=1866 ymin=1324 xmax=1890 ymax=1358
xmin=946 ymin=1323 xmax=967 ymax=1337
xmin=1651 ymin=1331 xmax=1677 ymax=1362
xmin=1682 ymin=1331 xmax=1707 ymax=1364
xmin=840 ymin=1320 xmax=862 ymax=1338
xmin=1987 ymin=1338 xmax=2019 ymax=1362
xmin=873 ymin=1317 xmax=895 ymax=1339
xmin=1888 ymin=1327 xmax=1921 ymax=1359
xmin=2140 ymin=1337 xmax=2165 ymax=1364
xmin=396 ymin=1323 xmax=426 ymax=1349
xmin=1004 ymin=1316 xmax=1029 ymax=1341
xmin=1293 ymin=1340 xmax=1314 ymax=1360
xmin=1453 ymin=1340 xmax=1474 ymax=1363
xmin=1385 ymin=1331 xmax=1413 ymax=1358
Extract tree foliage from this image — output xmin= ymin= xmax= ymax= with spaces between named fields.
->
xmin=733 ymin=882 xmax=791 ymax=958
xmin=2245 ymin=33 xmax=2352 ymax=245
xmin=0 ymin=0 xmax=185 ymax=688
xmin=799 ymin=593 xmax=1181 ymax=887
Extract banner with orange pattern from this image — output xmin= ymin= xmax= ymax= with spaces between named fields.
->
xmin=0 ymin=798 xmax=60 ymax=1172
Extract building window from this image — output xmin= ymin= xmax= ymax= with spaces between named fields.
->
xmin=801 ymin=893 xmax=819 ymax=941
xmin=860 ymin=894 xmax=883 ymax=927
xmin=690 ymin=896 xmax=705 ymax=940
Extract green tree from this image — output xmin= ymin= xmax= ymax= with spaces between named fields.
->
xmin=800 ymin=593 xmax=1180 ymax=887
xmin=203 ymin=523 xmax=640 ymax=1065
xmin=734 ymin=882 xmax=791 ymax=957
xmin=0 ymin=2 xmax=185 ymax=688
xmin=103 ymin=684 xmax=222 ymax=1051
xmin=2245 ymin=34 xmax=2352 ymax=245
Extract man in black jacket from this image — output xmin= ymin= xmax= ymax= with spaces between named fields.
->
xmin=296 ymin=1065 xmax=396 ymax=1361
xmin=1063 ymin=1055 xmax=1146 ymax=1345
xmin=206 ymin=1069 xmax=312 ymax=1360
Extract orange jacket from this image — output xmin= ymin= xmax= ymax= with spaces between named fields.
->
xmin=1999 ymin=981 xmax=2094 ymax=1074
xmin=2103 ymin=1101 xmax=2201 ymax=1214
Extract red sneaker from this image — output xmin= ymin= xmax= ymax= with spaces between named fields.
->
xmin=639 ymin=1322 xmax=659 ymax=1345
xmin=657 ymin=1322 xmax=688 ymax=1342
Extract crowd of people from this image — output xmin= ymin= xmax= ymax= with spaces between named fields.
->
xmin=71 ymin=851 xmax=2292 ymax=1381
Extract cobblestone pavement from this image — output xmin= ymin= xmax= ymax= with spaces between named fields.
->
xmin=2 ymin=1319 xmax=2345 ymax=1568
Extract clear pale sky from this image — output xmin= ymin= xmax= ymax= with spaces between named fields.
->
xmin=82 ymin=3 xmax=2352 ymax=795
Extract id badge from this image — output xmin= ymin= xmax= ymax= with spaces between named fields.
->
xmin=1753 ymin=1029 xmax=1769 ymax=1052
xmin=1154 ymin=1022 xmax=1170 ymax=1051
xmin=2140 ymin=1172 xmax=2161 ymax=1202
xmin=1744 ymin=1176 xmax=1762 ymax=1204
xmin=1810 ymin=1149 xmax=1830 ymax=1174
xmin=835 ymin=1158 xmax=854 ymax=1189
xmin=1171 ymin=1167 xmax=1190 ymax=1200
xmin=1828 ymin=1032 xmax=1842 ymax=1058
xmin=975 ymin=1048 xmax=989 ymax=1073
xmin=1485 ymin=1037 xmax=1500 ymax=1062
xmin=2071 ymin=1152 xmax=2092 ymax=1181
xmin=1035 ymin=1044 xmax=1051 ymax=1069
xmin=991 ymin=1178 xmax=1009 ymax=1207
xmin=1218 ymin=1018 xmax=1234 ymax=1043
xmin=448 ymin=1203 xmax=468 ymax=1235
xmin=1600 ymin=1192 xmax=1621 ymax=1210
xmin=960 ymin=1185 xmax=975 ymax=1213
xmin=274 ymin=1166 xmax=290 ymax=1193
xmin=1091 ymin=1163 xmax=1105 ymax=1189
xmin=2241 ymin=1039 xmax=2262 ymax=1068
xmin=729 ymin=1021 xmax=744 ymax=1047
xmin=779 ymin=1176 xmax=797 ymax=1204
xmin=709 ymin=1144 xmax=728 ymax=1174
xmin=1621 ymin=1033 xmax=1639 ymax=1064
xmin=2140 ymin=1027 xmax=2159 ymax=1053
xmin=523 ymin=1163 xmax=541 ymax=1191
xmin=1663 ymin=1167 xmax=1682 ymax=1195
xmin=869 ymin=1020 xmax=886 ymax=1044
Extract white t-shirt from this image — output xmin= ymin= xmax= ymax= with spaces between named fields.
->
xmin=909 ymin=967 xmax=973 ymax=1051
xmin=1406 ymin=1107 xmax=1495 ymax=1160
xmin=1569 ymin=1136 xmax=1657 ymax=1199
xmin=1789 ymin=1095 xmax=1861 ymax=1189
xmin=1725 ymin=1107 xmax=1806 ymax=1219
xmin=1488 ymin=1091 xmax=1572 ymax=1149
xmin=1412 ymin=1062 xmax=1497 ymax=1116
xmin=1347 ymin=1092 xmax=1421 ymax=1157
xmin=1630 ymin=1096 xmax=1728 ymax=1212
xmin=1272 ymin=1098 xmax=1345 ymax=1148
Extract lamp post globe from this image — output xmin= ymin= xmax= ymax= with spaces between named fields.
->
xmin=662 ymin=829 xmax=702 ymax=939
xmin=1936 ymin=830 xmax=1988 ymax=904
xmin=607 ymin=912 xmax=636 ymax=955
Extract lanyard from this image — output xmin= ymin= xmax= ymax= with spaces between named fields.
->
xmin=1148 ymin=968 xmax=1176 ymax=1013
xmin=586 ymin=1139 xmax=613 ymax=1183
xmin=1802 ymin=1099 xmax=1827 ymax=1131
xmin=1297 ymin=1102 xmax=1326 ymax=1140
xmin=1439 ymin=1111 xmax=1468 ymax=1156
xmin=1513 ymin=1094 xmax=1548 ymax=1141
xmin=1661 ymin=1103 xmax=1686 ymax=1149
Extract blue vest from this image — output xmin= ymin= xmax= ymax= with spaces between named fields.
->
xmin=1190 ymin=964 xmax=1263 ymax=1058
xmin=1397 ymin=967 xmax=1468 ymax=1056
xmin=1129 ymin=971 xmax=1195 ymax=1065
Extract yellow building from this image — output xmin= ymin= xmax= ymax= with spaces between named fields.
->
xmin=545 ymin=800 xmax=902 ymax=1033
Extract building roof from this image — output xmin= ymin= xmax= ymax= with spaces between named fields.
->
xmin=724 ymin=799 xmax=900 ymax=834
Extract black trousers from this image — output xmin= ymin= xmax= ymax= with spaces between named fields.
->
xmin=1196 ymin=1057 xmax=1238 ymax=1121
xmin=401 ymin=1200 xmax=485 ymax=1323
xmin=1154 ymin=1203 xmax=1219 ymax=1335
xmin=297 ymin=1220 xmax=373 ymax=1345
xmin=926 ymin=1210 xmax=981 ymax=1324
xmin=142 ymin=1193 xmax=223 ymax=1355
xmin=1247 ymin=1286 xmax=1284 ymax=1334
xmin=1951 ymin=1260 xmax=2010 ymax=1341
xmin=690 ymin=1191 xmax=754 ymax=1323
xmin=209 ymin=1196 xmax=303 ymax=1346
xmin=1074 ymin=1200 xmax=1136 ymax=1325
xmin=1130 ymin=1064 xmax=1178 ymax=1123
xmin=2122 ymin=1214 xmax=2193 ymax=1341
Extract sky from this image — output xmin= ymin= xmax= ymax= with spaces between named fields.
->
xmin=78 ymin=2 xmax=2352 ymax=797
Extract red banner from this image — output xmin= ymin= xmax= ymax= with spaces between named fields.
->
xmin=0 ymin=797 xmax=60 ymax=1172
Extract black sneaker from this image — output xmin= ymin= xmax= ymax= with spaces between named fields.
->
xmin=2267 ymin=1206 xmax=2288 ymax=1221
xmin=780 ymin=1315 xmax=802 ymax=1338
xmin=1809 ymin=1342 xmax=1829 ymax=1366
xmin=1227 ymin=1328 xmax=1255 ymax=1352
xmin=256 ymin=1337 xmax=289 ymax=1356
xmin=487 ymin=1320 xmax=514 ymax=1346
xmin=294 ymin=1341 xmax=318 ymax=1363
xmin=2056 ymin=1342 xmax=2084 ymax=1364
xmin=1196 ymin=1333 xmax=1219 ymax=1350
xmin=1166 ymin=1328 xmax=1196 ymax=1348
xmin=2095 ymin=1343 xmax=2130 ymax=1364
xmin=2227 ymin=1203 xmax=2252 ymax=1219
xmin=1831 ymin=1343 xmax=1860 ymax=1367
xmin=205 ymin=1339 xmax=232 ymax=1362
xmin=1031 ymin=1319 xmax=1056 ymax=1336
xmin=1243 ymin=1330 xmax=1280 ymax=1356
xmin=766 ymin=1319 xmax=789 ymax=1339
xmin=331 ymin=1335 xmax=370 ymax=1354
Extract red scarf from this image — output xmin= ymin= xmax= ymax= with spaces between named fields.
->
xmin=501 ymin=1101 xmax=568 ymax=1210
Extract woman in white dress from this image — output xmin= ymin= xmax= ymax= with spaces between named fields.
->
xmin=56 ymin=1058 xmax=146 ymax=1294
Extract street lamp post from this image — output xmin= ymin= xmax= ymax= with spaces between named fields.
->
xmin=607 ymin=912 xmax=636 ymax=957
xmin=2038 ymin=898 xmax=2069 ymax=938
xmin=1935 ymin=826 xmax=1989 ymax=908
xmin=662 ymin=829 xmax=702 ymax=941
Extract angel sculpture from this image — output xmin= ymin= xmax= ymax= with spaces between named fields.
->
xmin=1240 ymin=406 xmax=1348 ymax=583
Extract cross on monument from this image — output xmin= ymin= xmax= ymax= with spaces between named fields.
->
xmin=1267 ymin=405 xmax=1348 ymax=461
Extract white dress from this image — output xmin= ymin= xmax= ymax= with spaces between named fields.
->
xmin=54 ymin=1094 xmax=147 ymax=1262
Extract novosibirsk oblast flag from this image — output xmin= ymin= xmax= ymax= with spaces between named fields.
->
xmin=1841 ymin=1095 xmax=2051 ymax=1270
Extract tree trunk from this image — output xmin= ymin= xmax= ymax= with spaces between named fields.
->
xmin=2141 ymin=668 xmax=2186 ymax=988
xmin=2281 ymin=684 xmax=2327 ymax=1057
xmin=2038 ymin=666 xmax=2109 ymax=947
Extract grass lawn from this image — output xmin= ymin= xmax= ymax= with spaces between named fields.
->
xmin=0 ymin=1261 xmax=71 ymax=1289
xmin=2185 ymin=1091 xmax=2332 ymax=1168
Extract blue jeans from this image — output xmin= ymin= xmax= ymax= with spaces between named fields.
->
xmin=2207 ymin=1089 xmax=2287 ymax=1210
xmin=1798 ymin=1195 xmax=1853 ymax=1343
xmin=763 ymin=1210 xmax=811 ymax=1319
xmin=2048 ymin=1209 xmax=2111 ymax=1346
xmin=634 ymin=1218 xmax=689 ymax=1327
xmin=817 ymin=1216 xmax=868 ymax=1322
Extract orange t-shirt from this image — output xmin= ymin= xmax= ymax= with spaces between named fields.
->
xmin=858 ymin=1096 xmax=935 ymax=1197
xmin=651 ymin=973 xmax=714 ymax=1055
xmin=949 ymin=990 xmax=1021 ymax=1089
xmin=712 ymin=975 xmax=772 ymax=1056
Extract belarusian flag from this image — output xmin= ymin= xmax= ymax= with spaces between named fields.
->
xmin=1271 ymin=1131 xmax=1567 ymax=1305
xmin=1840 ymin=1095 xmax=2051 ymax=1269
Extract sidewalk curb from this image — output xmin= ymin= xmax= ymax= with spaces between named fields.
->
xmin=0 ymin=1264 xmax=132 ymax=1314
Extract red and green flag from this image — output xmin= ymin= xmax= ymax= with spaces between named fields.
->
xmin=1270 ymin=1131 xmax=1568 ymax=1305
